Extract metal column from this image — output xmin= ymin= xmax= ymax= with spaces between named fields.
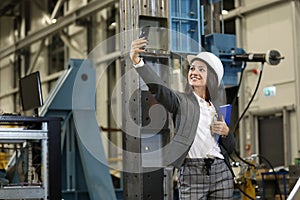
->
xmin=120 ymin=0 xmax=171 ymax=199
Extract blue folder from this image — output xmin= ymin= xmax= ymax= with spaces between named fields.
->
xmin=218 ymin=104 xmax=232 ymax=126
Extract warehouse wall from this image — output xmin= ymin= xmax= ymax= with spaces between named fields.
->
xmin=0 ymin=16 xmax=17 ymax=113
xmin=238 ymin=0 xmax=300 ymax=165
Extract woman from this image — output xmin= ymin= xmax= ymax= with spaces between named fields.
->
xmin=130 ymin=37 xmax=235 ymax=199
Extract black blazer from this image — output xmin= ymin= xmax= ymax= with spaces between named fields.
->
xmin=135 ymin=64 xmax=236 ymax=169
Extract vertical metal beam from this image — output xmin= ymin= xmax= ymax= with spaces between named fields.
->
xmin=120 ymin=0 xmax=170 ymax=199
xmin=50 ymin=0 xmax=66 ymax=20
xmin=201 ymin=0 xmax=221 ymax=34
xmin=238 ymin=74 xmax=246 ymax=157
xmin=41 ymin=123 xmax=49 ymax=199
xmin=59 ymin=31 xmax=84 ymax=56
xmin=234 ymin=0 xmax=243 ymax=48
xmin=253 ymin=114 xmax=259 ymax=156
xmin=26 ymin=41 xmax=45 ymax=75
xmin=120 ymin=1 xmax=142 ymax=198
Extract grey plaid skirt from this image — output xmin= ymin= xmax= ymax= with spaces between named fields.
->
xmin=177 ymin=158 xmax=234 ymax=200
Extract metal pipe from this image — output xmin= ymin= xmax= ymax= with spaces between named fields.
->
xmin=233 ymin=0 xmax=247 ymax=157
xmin=0 ymin=0 xmax=116 ymax=60
xmin=253 ymin=114 xmax=259 ymax=157
xmin=59 ymin=31 xmax=84 ymax=56
xmin=210 ymin=0 xmax=214 ymax=34
xmin=50 ymin=0 xmax=66 ymax=20
xmin=234 ymin=0 xmax=243 ymax=48
xmin=0 ymin=88 xmax=18 ymax=99
xmin=26 ymin=40 xmax=46 ymax=75
xmin=220 ymin=0 xmax=224 ymax=34
xmin=222 ymin=0 xmax=288 ymax=21
xmin=41 ymin=122 xmax=48 ymax=199
xmin=41 ymin=71 xmax=64 ymax=83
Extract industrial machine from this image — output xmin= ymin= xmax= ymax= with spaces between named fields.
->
xmin=40 ymin=59 xmax=117 ymax=200
xmin=0 ymin=116 xmax=61 ymax=200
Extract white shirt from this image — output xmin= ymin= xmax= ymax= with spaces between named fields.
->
xmin=134 ymin=60 xmax=224 ymax=159
xmin=187 ymin=93 xmax=224 ymax=159
xmin=133 ymin=58 xmax=145 ymax=68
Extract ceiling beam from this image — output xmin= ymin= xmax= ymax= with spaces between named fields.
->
xmin=0 ymin=0 xmax=116 ymax=60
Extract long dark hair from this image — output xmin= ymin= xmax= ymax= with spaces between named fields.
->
xmin=185 ymin=60 xmax=219 ymax=102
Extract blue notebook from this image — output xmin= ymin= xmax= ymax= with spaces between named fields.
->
xmin=218 ymin=104 xmax=232 ymax=126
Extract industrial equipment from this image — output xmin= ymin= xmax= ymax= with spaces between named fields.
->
xmin=234 ymin=157 xmax=258 ymax=200
xmin=0 ymin=115 xmax=61 ymax=200
xmin=40 ymin=59 xmax=116 ymax=200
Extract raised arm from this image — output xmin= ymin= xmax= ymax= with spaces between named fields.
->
xmin=129 ymin=38 xmax=180 ymax=113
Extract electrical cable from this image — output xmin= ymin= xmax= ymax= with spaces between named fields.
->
xmin=227 ymin=62 xmax=262 ymax=198
xmin=232 ymin=62 xmax=264 ymax=138
xmin=230 ymin=61 xmax=245 ymax=109
xmin=228 ymin=62 xmax=283 ymax=200
xmin=231 ymin=63 xmax=264 ymax=168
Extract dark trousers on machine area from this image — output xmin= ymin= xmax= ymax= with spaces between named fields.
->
xmin=177 ymin=158 xmax=234 ymax=200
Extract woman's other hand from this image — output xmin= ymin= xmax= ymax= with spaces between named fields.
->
xmin=211 ymin=115 xmax=229 ymax=137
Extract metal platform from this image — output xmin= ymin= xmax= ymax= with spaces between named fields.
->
xmin=0 ymin=115 xmax=61 ymax=200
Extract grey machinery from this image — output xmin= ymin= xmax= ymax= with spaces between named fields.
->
xmin=40 ymin=59 xmax=116 ymax=200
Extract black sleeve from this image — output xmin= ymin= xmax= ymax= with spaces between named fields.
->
xmin=219 ymin=132 xmax=236 ymax=155
xmin=135 ymin=64 xmax=180 ymax=113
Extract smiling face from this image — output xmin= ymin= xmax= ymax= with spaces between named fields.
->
xmin=188 ymin=60 xmax=208 ymax=90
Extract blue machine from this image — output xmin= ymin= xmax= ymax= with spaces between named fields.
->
xmin=170 ymin=0 xmax=203 ymax=54
xmin=169 ymin=0 xmax=244 ymax=86
xmin=40 ymin=59 xmax=117 ymax=200
xmin=205 ymin=33 xmax=245 ymax=86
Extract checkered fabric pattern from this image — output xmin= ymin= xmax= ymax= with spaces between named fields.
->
xmin=177 ymin=158 xmax=234 ymax=200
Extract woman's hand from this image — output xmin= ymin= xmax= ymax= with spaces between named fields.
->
xmin=130 ymin=38 xmax=148 ymax=64
xmin=211 ymin=115 xmax=229 ymax=137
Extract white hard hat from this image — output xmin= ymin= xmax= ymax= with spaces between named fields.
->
xmin=187 ymin=52 xmax=224 ymax=86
